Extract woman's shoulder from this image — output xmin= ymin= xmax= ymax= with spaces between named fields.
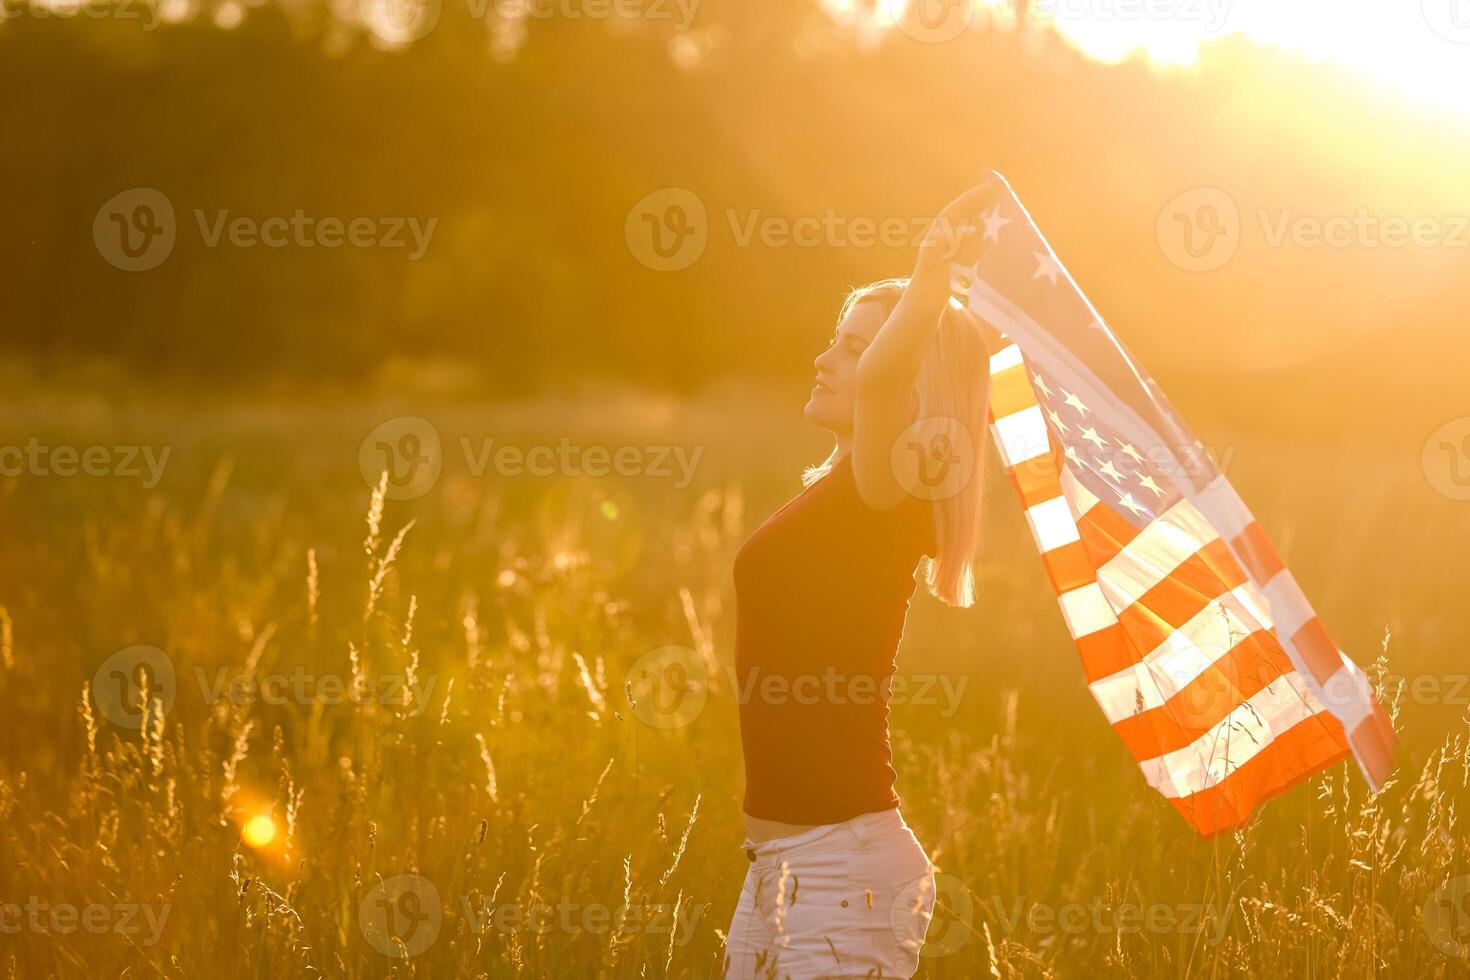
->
xmin=829 ymin=454 xmax=934 ymax=547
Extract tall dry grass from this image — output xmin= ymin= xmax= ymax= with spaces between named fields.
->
xmin=0 ymin=389 xmax=1465 ymax=978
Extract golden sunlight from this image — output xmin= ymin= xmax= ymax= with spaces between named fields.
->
xmin=875 ymin=0 xmax=1470 ymax=114
xmin=241 ymin=814 xmax=278 ymax=850
xmin=1054 ymin=1 xmax=1470 ymax=109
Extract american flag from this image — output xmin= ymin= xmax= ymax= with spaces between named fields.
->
xmin=954 ymin=172 xmax=1396 ymax=835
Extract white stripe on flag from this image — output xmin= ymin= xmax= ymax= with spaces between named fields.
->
xmin=991 ymin=405 xmax=1049 ymax=468
xmin=1025 ymin=495 xmax=1081 ymax=553
xmin=1138 ymin=671 xmax=1324 ymax=799
xmin=1095 ymin=498 xmax=1219 ymax=610
xmin=1088 ymin=585 xmax=1276 ymax=723
xmin=1057 ymin=582 xmax=1117 ymax=638
xmin=1261 ymin=568 xmax=1313 ymax=640
xmin=990 ymin=344 xmax=1024 ymax=374
xmin=1320 ymin=658 xmax=1374 ymax=731
xmin=1193 ymin=475 xmax=1254 ymax=543
xmin=1233 ymin=580 xmax=1274 ymax=631
xmin=1059 ymin=462 xmax=1100 ymax=518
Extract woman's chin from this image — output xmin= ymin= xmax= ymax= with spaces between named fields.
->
xmin=802 ymin=398 xmax=843 ymax=432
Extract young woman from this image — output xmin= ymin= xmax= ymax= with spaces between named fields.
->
xmin=724 ymin=185 xmax=994 ymax=979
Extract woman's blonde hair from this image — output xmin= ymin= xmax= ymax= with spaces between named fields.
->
xmin=803 ymin=277 xmax=991 ymax=608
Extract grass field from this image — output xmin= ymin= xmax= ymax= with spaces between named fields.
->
xmin=1 ymin=381 xmax=1467 ymax=978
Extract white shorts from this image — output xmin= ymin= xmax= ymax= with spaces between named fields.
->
xmin=724 ymin=807 xmax=936 ymax=979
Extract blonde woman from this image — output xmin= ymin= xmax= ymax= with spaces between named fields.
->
xmin=725 ymin=185 xmax=993 ymax=979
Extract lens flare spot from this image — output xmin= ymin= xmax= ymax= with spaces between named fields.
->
xmin=242 ymin=814 xmax=277 ymax=849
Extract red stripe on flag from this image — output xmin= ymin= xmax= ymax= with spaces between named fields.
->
xmin=1075 ymin=498 xmax=1145 ymax=566
xmin=1006 ymin=453 xmax=1065 ymax=510
xmin=990 ymin=364 xmax=1038 ymax=419
xmin=1078 ymin=622 xmax=1135 ymax=683
xmin=1232 ymin=520 xmax=1286 ymax=584
xmin=1168 ymin=712 xmax=1350 ymax=836
xmin=1348 ymin=699 xmax=1396 ymax=789
xmin=1288 ymin=616 xmax=1347 ymax=688
xmin=1113 ymin=539 xmax=1248 ymax=650
xmin=1108 ymin=631 xmax=1294 ymax=759
xmin=1039 ymin=540 xmax=1096 ymax=594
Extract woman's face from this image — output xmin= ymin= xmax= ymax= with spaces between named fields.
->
xmin=802 ymin=300 xmax=888 ymax=435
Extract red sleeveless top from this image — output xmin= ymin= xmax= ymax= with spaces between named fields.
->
xmin=733 ymin=453 xmax=935 ymax=825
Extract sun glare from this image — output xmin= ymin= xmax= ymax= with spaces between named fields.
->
xmin=242 ymin=814 xmax=278 ymax=849
xmin=869 ymin=0 xmax=1470 ymax=115
xmin=1039 ymin=1 xmax=1470 ymax=114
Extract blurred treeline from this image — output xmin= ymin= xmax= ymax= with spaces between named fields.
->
xmin=1 ymin=1 xmax=1466 ymax=441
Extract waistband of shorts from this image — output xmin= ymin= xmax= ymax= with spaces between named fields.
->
xmin=741 ymin=806 xmax=905 ymax=863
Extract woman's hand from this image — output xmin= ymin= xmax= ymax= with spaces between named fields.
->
xmin=909 ymin=181 xmax=995 ymax=304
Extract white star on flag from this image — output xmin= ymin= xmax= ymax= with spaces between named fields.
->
xmin=1032 ymin=250 xmax=1061 ymax=284
xmin=982 ymin=203 xmax=1012 ymax=242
